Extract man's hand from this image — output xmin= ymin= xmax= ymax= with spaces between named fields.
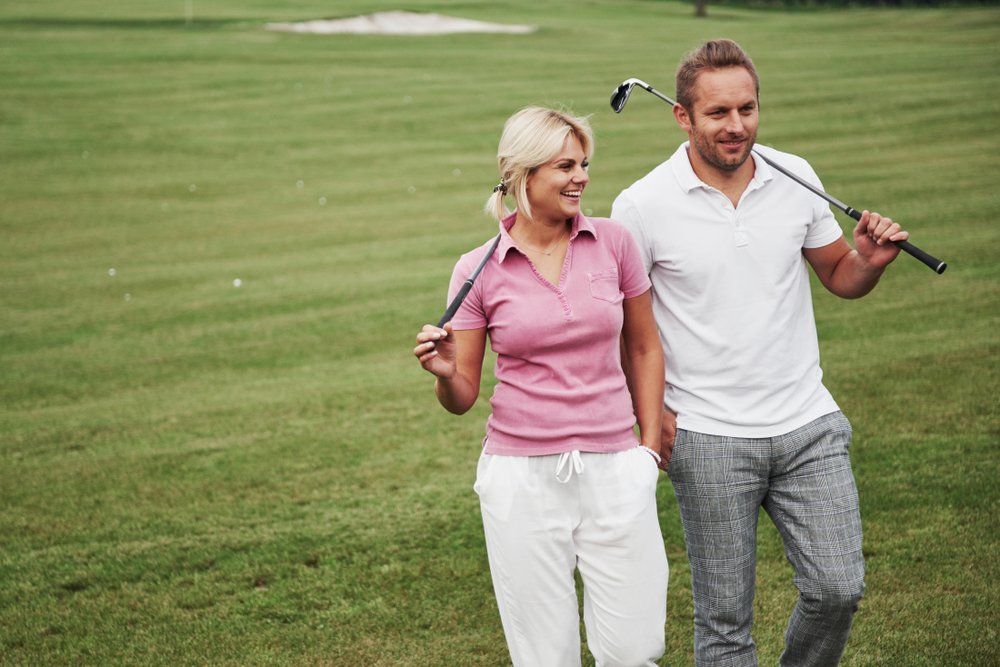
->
xmin=659 ymin=408 xmax=677 ymax=471
xmin=852 ymin=210 xmax=908 ymax=270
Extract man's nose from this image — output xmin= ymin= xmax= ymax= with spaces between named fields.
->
xmin=725 ymin=110 xmax=744 ymax=132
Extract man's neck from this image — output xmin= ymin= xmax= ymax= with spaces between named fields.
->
xmin=687 ymin=146 xmax=756 ymax=208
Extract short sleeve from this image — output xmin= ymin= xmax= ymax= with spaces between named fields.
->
xmin=800 ymin=167 xmax=845 ymax=249
xmin=613 ymin=222 xmax=652 ymax=299
xmin=611 ymin=192 xmax=654 ymax=275
xmin=446 ymin=250 xmax=488 ymax=330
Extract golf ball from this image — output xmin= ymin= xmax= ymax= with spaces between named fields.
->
xmin=233 ymin=278 xmax=242 ymax=288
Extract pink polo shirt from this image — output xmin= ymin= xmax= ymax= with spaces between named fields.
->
xmin=447 ymin=213 xmax=651 ymax=456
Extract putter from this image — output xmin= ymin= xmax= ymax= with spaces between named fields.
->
xmin=436 ymin=233 xmax=502 ymax=328
xmin=610 ymin=78 xmax=947 ymax=274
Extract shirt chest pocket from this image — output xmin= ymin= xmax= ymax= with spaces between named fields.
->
xmin=588 ymin=268 xmax=623 ymax=304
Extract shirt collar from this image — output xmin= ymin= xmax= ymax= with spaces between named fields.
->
xmin=496 ymin=212 xmax=596 ymax=264
xmin=671 ymin=141 xmax=775 ymax=194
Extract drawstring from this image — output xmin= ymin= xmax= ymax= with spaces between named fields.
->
xmin=554 ymin=446 xmax=656 ymax=483
xmin=555 ymin=450 xmax=584 ymax=483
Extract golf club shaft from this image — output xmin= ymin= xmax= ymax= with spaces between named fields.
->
xmin=751 ymin=150 xmax=947 ymax=274
xmin=436 ymin=234 xmax=501 ymax=328
xmin=611 ymin=79 xmax=947 ymax=274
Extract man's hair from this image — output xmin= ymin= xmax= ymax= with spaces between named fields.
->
xmin=675 ymin=39 xmax=760 ymax=110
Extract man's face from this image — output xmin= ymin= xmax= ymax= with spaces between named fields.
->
xmin=676 ymin=67 xmax=759 ymax=175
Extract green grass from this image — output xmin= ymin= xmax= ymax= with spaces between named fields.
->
xmin=1 ymin=1 xmax=998 ymax=665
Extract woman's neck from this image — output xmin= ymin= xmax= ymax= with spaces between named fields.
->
xmin=511 ymin=214 xmax=571 ymax=245
xmin=510 ymin=215 xmax=572 ymax=258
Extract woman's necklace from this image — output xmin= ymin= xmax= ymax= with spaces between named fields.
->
xmin=514 ymin=226 xmax=569 ymax=256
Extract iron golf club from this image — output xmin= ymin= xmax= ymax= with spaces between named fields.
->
xmin=436 ymin=234 xmax=502 ymax=328
xmin=610 ymin=78 xmax=947 ymax=274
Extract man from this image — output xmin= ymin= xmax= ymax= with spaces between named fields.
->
xmin=612 ymin=39 xmax=908 ymax=666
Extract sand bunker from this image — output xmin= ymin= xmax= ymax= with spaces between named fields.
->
xmin=265 ymin=11 xmax=536 ymax=36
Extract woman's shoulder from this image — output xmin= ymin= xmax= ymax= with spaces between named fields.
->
xmin=454 ymin=231 xmax=502 ymax=274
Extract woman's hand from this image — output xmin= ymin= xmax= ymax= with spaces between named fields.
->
xmin=413 ymin=322 xmax=456 ymax=379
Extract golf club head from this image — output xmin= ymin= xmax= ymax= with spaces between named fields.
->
xmin=610 ymin=81 xmax=636 ymax=113
xmin=610 ymin=77 xmax=679 ymax=112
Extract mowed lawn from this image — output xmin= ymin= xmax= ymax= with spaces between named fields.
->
xmin=1 ymin=1 xmax=997 ymax=665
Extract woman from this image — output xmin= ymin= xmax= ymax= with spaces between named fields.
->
xmin=413 ymin=107 xmax=667 ymax=667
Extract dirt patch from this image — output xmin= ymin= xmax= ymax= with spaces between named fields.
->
xmin=265 ymin=11 xmax=536 ymax=36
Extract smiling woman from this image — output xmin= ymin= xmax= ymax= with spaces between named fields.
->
xmin=1 ymin=2 xmax=995 ymax=664
xmin=411 ymin=106 xmax=669 ymax=666
xmin=264 ymin=11 xmax=536 ymax=36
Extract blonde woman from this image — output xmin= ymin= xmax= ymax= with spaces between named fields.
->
xmin=413 ymin=107 xmax=668 ymax=666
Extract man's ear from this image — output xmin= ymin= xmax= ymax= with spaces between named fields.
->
xmin=673 ymin=103 xmax=691 ymax=132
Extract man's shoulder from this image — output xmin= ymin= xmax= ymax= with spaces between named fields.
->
xmin=617 ymin=152 xmax=684 ymax=203
xmin=752 ymin=144 xmax=814 ymax=174
xmin=584 ymin=215 xmax=630 ymax=241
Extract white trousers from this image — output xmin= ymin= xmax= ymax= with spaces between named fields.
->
xmin=475 ymin=446 xmax=668 ymax=667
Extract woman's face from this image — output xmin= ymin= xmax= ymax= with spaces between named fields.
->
xmin=524 ymin=134 xmax=589 ymax=225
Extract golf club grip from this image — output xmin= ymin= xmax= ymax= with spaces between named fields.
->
xmin=437 ymin=282 xmax=472 ymax=328
xmin=894 ymin=240 xmax=947 ymax=274
xmin=844 ymin=207 xmax=947 ymax=273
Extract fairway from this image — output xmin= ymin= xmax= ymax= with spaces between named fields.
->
xmin=1 ymin=1 xmax=998 ymax=665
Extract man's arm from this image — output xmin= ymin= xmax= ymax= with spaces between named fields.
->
xmin=804 ymin=210 xmax=909 ymax=299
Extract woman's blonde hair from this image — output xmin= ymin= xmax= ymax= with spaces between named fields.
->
xmin=484 ymin=107 xmax=594 ymax=222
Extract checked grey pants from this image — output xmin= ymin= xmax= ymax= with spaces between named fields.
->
xmin=668 ymin=411 xmax=865 ymax=667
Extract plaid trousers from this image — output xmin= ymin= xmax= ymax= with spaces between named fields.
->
xmin=668 ymin=411 xmax=865 ymax=667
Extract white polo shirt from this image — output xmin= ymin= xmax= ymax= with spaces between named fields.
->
xmin=611 ymin=142 xmax=844 ymax=437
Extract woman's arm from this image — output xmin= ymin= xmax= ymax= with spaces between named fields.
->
xmin=621 ymin=290 xmax=664 ymax=456
xmin=414 ymin=323 xmax=487 ymax=415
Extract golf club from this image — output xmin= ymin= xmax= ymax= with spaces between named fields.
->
xmin=610 ymin=78 xmax=947 ymax=274
xmin=436 ymin=233 xmax=502 ymax=328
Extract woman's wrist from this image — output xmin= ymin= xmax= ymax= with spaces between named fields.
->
xmin=639 ymin=443 xmax=662 ymax=464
